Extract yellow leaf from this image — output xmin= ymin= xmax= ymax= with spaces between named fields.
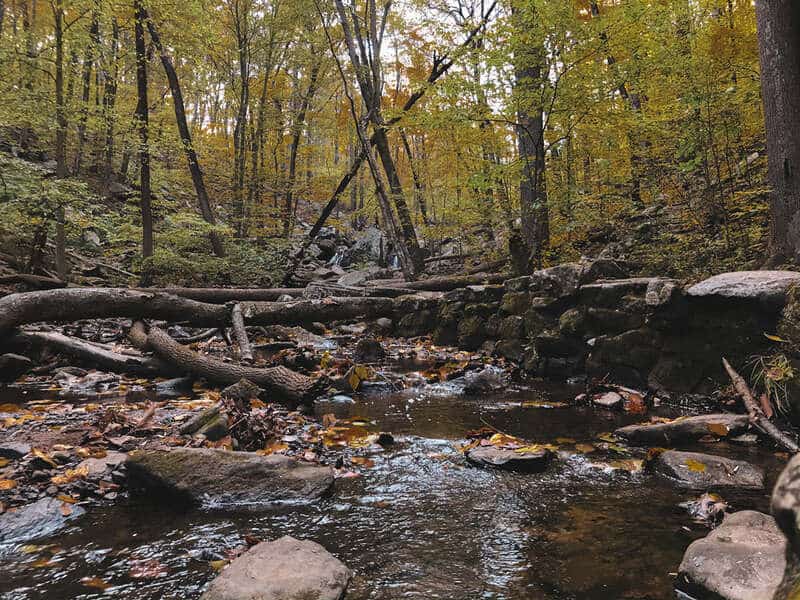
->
xmin=350 ymin=456 xmax=375 ymax=468
xmin=32 ymin=448 xmax=58 ymax=468
xmin=706 ymin=422 xmax=730 ymax=437
xmin=51 ymin=466 xmax=89 ymax=485
xmin=514 ymin=444 xmax=557 ymax=455
xmin=764 ymin=333 xmax=789 ymax=343
xmin=0 ymin=458 xmax=9 ymax=468
xmin=685 ymin=459 xmax=707 ymax=472
xmin=80 ymin=577 xmax=110 ymax=590
xmin=574 ymin=443 xmax=596 ymax=454
xmin=347 ymin=369 xmax=361 ymax=391
xmin=0 ymin=479 xmax=17 ymax=490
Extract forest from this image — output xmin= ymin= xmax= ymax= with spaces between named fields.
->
xmin=0 ymin=0 xmax=800 ymax=599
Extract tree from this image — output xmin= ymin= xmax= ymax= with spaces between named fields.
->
xmin=134 ymin=0 xmax=153 ymax=261
xmin=755 ymin=0 xmax=800 ymax=263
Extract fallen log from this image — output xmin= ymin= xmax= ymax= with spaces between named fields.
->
xmin=0 ymin=274 xmax=67 ymax=290
xmin=135 ymin=287 xmax=304 ymax=303
xmin=231 ymin=304 xmax=253 ymax=362
xmin=366 ymin=271 xmax=508 ymax=292
xmin=10 ymin=330 xmax=174 ymax=377
xmin=131 ymin=322 xmax=326 ymax=403
xmin=0 ymin=288 xmax=229 ymax=337
xmin=723 ymin=357 xmax=800 ymax=453
xmin=302 ymin=282 xmax=418 ymax=299
xmin=240 ymin=296 xmax=398 ymax=327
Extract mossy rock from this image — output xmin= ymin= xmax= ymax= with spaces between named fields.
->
xmin=457 ymin=316 xmax=486 ymax=350
xmin=500 ymin=292 xmax=531 ymax=315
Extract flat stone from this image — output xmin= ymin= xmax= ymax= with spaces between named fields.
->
xmin=0 ymin=497 xmax=86 ymax=544
xmin=0 ymin=442 xmax=31 ymax=459
xmin=201 ymin=535 xmax=350 ymax=600
xmin=126 ymin=448 xmax=334 ymax=509
xmin=651 ymin=450 xmax=764 ymax=490
xmin=466 ymin=446 xmax=552 ymax=472
xmin=687 ymin=271 xmax=800 ymax=306
xmin=77 ymin=451 xmax=128 ymax=477
xmin=677 ymin=511 xmax=785 ymax=600
xmin=616 ymin=414 xmax=750 ymax=446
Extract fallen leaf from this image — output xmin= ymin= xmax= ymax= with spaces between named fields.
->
xmin=706 ymin=422 xmax=730 ymax=437
xmin=0 ymin=479 xmax=17 ymax=490
xmin=685 ymin=459 xmax=707 ymax=472
xmin=59 ymin=503 xmax=72 ymax=517
xmin=0 ymin=458 xmax=9 ymax=468
xmin=350 ymin=456 xmax=375 ymax=468
xmin=32 ymin=448 xmax=58 ymax=468
xmin=764 ymin=333 xmax=789 ymax=343
xmin=51 ymin=466 xmax=89 ymax=485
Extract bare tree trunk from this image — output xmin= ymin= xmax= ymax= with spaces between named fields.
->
xmin=52 ymin=0 xmax=67 ymax=178
xmin=102 ymin=18 xmax=119 ymax=188
xmin=755 ymin=0 xmax=800 ymax=263
xmin=134 ymin=0 xmax=153 ymax=262
xmin=145 ymin=13 xmax=225 ymax=257
xmin=73 ymin=6 xmax=99 ymax=175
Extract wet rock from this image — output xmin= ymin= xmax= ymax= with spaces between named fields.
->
xmin=461 ymin=367 xmax=508 ymax=395
xmin=372 ymin=317 xmax=394 ymax=334
xmin=179 ymin=405 xmax=222 ymax=435
xmin=466 ymin=446 xmax=553 ymax=472
xmin=77 ymin=451 xmax=127 ymax=477
xmin=276 ymin=294 xmax=295 ymax=302
xmin=0 ymin=497 xmax=86 ymax=544
xmin=651 ymin=450 xmax=764 ymax=490
xmin=593 ymin=391 xmax=622 ymax=409
xmin=200 ymin=535 xmax=351 ymax=600
xmin=0 ymin=442 xmax=31 ymax=459
xmin=198 ymin=414 xmax=229 ymax=442
xmin=126 ymin=448 xmax=334 ymax=508
xmin=353 ymin=338 xmax=386 ymax=363
xmin=155 ymin=377 xmax=195 ymax=399
xmin=677 ymin=511 xmax=785 ymax=600
xmin=0 ymin=353 xmax=32 ymax=382
xmin=329 ymin=394 xmax=355 ymax=404
xmin=615 ymin=414 xmax=750 ymax=446
xmin=687 ymin=271 xmax=800 ymax=307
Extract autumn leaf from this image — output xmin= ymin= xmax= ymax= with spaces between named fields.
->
xmin=32 ymin=448 xmax=58 ymax=468
xmin=0 ymin=479 xmax=17 ymax=490
xmin=350 ymin=456 xmax=375 ymax=468
xmin=706 ymin=422 xmax=730 ymax=437
xmin=51 ymin=466 xmax=89 ymax=485
xmin=80 ymin=577 xmax=110 ymax=590
xmin=684 ymin=459 xmax=707 ymax=472
xmin=764 ymin=333 xmax=789 ymax=343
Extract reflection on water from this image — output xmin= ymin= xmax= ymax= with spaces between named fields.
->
xmin=0 ymin=382 xmax=782 ymax=599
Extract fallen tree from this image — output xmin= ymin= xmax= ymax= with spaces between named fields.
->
xmin=129 ymin=322 xmax=325 ymax=403
xmin=135 ymin=287 xmax=304 ymax=303
xmin=366 ymin=272 xmax=508 ymax=292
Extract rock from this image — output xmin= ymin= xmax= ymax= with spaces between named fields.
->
xmin=77 ymin=451 xmax=127 ymax=477
xmin=0 ymin=442 xmax=31 ymax=459
xmin=373 ymin=317 xmax=394 ymax=334
xmin=353 ymin=338 xmax=386 ymax=363
xmin=155 ymin=377 xmax=195 ymax=399
xmin=0 ymin=353 xmax=33 ymax=382
xmin=771 ymin=453 xmax=800 ymax=598
xmin=677 ymin=511 xmax=785 ymax=600
xmin=337 ymin=269 xmax=375 ymax=287
xmin=0 ymin=497 xmax=86 ymax=544
xmin=578 ymin=277 xmax=663 ymax=307
xmin=222 ymin=379 xmax=262 ymax=403
xmin=651 ymin=450 xmax=764 ymax=490
xmin=329 ymin=395 xmax=355 ymax=404
xmin=687 ymin=271 xmax=800 ymax=307
xmin=466 ymin=445 xmax=553 ymax=472
xmin=593 ymin=391 xmax=623 ymax=409
xmin=276 ymin=294 xmax=295 ymax=302
xmin=198 ymin=414 xmax=229 ymax=441
xmin=341 ymin=226 xmax=384 ymax=266
xmin=309 ymin=322 xmax=327 ymax=335
xmin=615 ymin=414 xmax=750 ymax=446
xmin=645 ymin=278 xmax=681 ymax=308
xmin=179 ymin=405 xmax=222 ymax=435
xmin=200 ymin=535 xmax=351 ymax=600
xmin=126 ymin=448 xmax=334 ymax=508
xmin=461 ymin=366 xmax=509 ymax=395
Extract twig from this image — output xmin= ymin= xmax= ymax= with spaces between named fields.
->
xmin=723 ymin=357 xmax=799 ymax=453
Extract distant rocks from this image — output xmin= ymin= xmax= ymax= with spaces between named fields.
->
xmin=651 ymin=450 xmax=764 ymax=490
xmin=126 ymin=448 xmax=334 ymax=508
xmin=677 ymin=511 xmax=785 ymax=600
xmin=615 ymin=414 xmax=750 ymax=446
xmin=201 ymin=535 xmax=351 ymax=600
xmin=0 ymin=497 xmax=86 ymax=544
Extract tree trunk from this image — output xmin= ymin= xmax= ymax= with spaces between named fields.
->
xmin=145 ymin=13 xmax=225 ymax=258
xmin=73 ymin=8 xmax=99 ymax=176
xmin=52 ymin=0 xmax=67 ymax=178
xmin=102 ymin=18 xmax=119 ymax=187
xmin=755 ymin=0 xmax=800 ymax=263
xmin=134 ymin=0 xmax=153 ymax=261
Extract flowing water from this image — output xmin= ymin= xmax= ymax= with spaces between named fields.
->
xmin=0 ymin=380 xmax=785 ymax=600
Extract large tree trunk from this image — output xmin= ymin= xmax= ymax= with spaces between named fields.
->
xmin=132 ymin=323 xmax=324 ymax=403
xmin=755 ymin=0 xmax=800 ymax=263
xmin=145 ymin=13 xmax=225 ymax=258
xmin=134 ymin=0 xmax=153 ymax=261
xmin=52 ymin=0 xmax=67 ymax=178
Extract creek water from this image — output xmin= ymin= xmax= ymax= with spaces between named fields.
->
xmin=0 ymin=380 xmax=785 ymax=600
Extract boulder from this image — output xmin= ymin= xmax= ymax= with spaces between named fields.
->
xmin=651 ymin=450 xmax=764 ymax=490
xmin=466 ymin=445 xmax=552 ymax=472
xmin=771 ymin=453 xmax=800 ymax=599
xmin=201 ymin=535 xmax=350 ymax=600
xmin=126 ymin=448 xmax=334 ymax=508
xmin=677 ymin=511 xmax=785 ymax=600
xmin=0 ymin=497 xmax=86 ymax=544
xmin=353 ymin=338 xmax=386 ymax=363
xmin=461 ymin=366 xmax=508 ymax=395
xmin=687 ymin=271 xmax=800 ymax=307
xmin=0 ymin=353 xmax=33 ymax=382
xmin=615 ymin=414 xmax=750 ymax=446
xmin=593 ymin=391 xmax=622 ymax=409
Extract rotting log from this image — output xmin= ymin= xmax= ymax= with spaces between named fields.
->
xmin=230 ymin=303 xmax=253 ymax=362
xmin=135 ymin=287 xmax=304 ymax=303
xmin=10 ymin=330 xmax=174 ymax=377
xmin=130 ymin=322 xmax=326 ymax=403
xmin=723 ymin=357 xmax=800 ymax=453
xmin=366 ymin=271 xmax=508 ymax=292
xmin=0 ymin=288 xmax=229 ymax=337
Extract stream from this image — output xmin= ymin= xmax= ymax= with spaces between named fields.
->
xmin=0 ymin=379 xmax=785 ymax=599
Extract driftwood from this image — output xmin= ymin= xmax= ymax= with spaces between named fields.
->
xmin=10 ymin=330 xmax=174 ymax=377
xmin=130 ymin=322 xmax=325 ymax=403
xmin=230 ymin=303 xmax=253 ymax=362
xmin=723 ymin=357 xmax=800 ymax=453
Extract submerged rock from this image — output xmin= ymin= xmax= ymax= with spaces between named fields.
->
xmin=0 ymin=497 xmax=86 ymax=544
xmin=460 ymin=366 xmax=509 ymax=395
xmin=651 ymin=450 xmax=764 ymax=490
xmin=466 ymin=446 xmax=553 ymax=472
xmin=126 ymin=448 xmax=334 ymax=508
xmin=615 ymin=414 xmax=750 ymax=446
xmin=201 ymin=535 xmax=351 ymax=600
xmin=677 ymin=511 xmax=785 ymax=600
